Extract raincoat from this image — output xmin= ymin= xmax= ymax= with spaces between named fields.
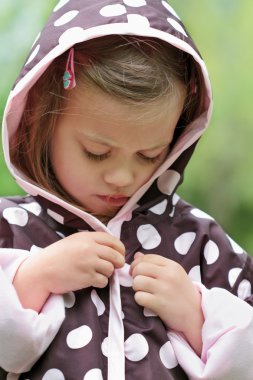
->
xmin=1 ymin=1 xmax=253 ymax=379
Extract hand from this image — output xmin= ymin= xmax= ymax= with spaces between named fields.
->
xmin=130 ymin=253 xmax=204 ymax=355
xmin=13 ymin=232 xmax=125 ymax=311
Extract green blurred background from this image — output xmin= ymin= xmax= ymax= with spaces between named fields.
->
xmin=1 ymin=1 xmax=253 ymax=253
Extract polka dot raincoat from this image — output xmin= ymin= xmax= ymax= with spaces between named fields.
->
xmin=1 ymin=1 xmax=253 ymax=379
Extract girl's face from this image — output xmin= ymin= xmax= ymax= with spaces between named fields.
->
xmin=50 ymin=83 xmax=185 ymax=219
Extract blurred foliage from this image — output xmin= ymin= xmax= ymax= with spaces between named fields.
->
xmin=0 ymin=1 xmax=253 ymax=253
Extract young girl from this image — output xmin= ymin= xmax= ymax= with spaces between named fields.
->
xmin=1 ymin=1 xmax=253 ymax=379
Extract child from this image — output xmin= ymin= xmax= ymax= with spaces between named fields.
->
xmin=1 ymin=1 xmax=253 ymax=379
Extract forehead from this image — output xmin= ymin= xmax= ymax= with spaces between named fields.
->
xmin=62 ymin=83 xmax=185 ymax=146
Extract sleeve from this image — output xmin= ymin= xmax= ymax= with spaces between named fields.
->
xmin=0 ymin=248 xmax=65 ymax=373
xmin=169 ymin=211 xmax=253 ymax=380
xmin=168 ymin=282 xmax=253 ymax=380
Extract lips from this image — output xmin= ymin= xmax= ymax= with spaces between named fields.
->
xmin=97 ymin=195 xmax=130 ymax=207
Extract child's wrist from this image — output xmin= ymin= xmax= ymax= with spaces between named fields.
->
xmin=13 ymin=254 xmax=51 ymax=312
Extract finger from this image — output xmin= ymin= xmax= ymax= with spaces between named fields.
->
xmin=94 ymin=232 xmax=125 ymax=256
xmin=91 ymin=273 xmax=109 ymax=289
xmin=132 ymin=275 xmax=157 ymax=294
xmin=134 ymin=291 xmax=157 ymax=310
xmin=131 ymin=261 xmax=159 ymax=279
xmin=98 ymin=246 xmax=125 ymax=268
xmin=95 ymin=259 xmax=115 ymax=278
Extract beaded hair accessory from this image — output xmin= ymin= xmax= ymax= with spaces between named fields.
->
xmin=63 ymin=48 xmax=76 ymax=90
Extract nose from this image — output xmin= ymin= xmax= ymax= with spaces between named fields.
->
xmin=103 ymin=162 xmax=134 ymax=188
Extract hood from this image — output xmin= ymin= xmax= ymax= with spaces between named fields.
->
xmin=2 ymin=0 xmax=212 ymax=230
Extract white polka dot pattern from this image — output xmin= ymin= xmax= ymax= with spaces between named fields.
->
xmin=101 ymin=337 xmax=109 ymax=357
xmin=157 ymin=170 xmax=181 ymax=195
xmin=42 ymin=369 xmax=65 ymax=380
xmin=91 ymin=289 xmax=105 ymax=316
xmin=167 ymin=18 xmax=187 ymax=37
xmin=237 ymin=279 xmax=251 ymax=300
xmin=137 ymin=224 xmax=161 ymax=249
xmin=25 ymin=45 xmax=40 ymax=66
xmin=227 ymin=235 xmax=244 ymax=254
xmin=20 ymin=202 xmax=42 ymax=216
xmin=204 ymin=240 xmax=220 ymax=265
xmin=54 ymin=10 xmax=79 ymax=26
xmin=53 ymin=0 xmax=70 ymax=12
xmin=228 ymin=268 xmax=242 ymax=287
xmin=123 ymin=0 xmax=147 ymax=6
xmin=124 ymin=334 xmax=149 ymax=361
xmin=188 ymin=265 xmax=201 ymax=282
xmin=100 ymin=4 xmax=126 ymax=17
xmin=63 ymin=292 xmax=76 ymax=308
xmin=174 ymin=232 xmax=196 ymax=255
xmin=66 ymin=325 xmax=92 ymax=349
xmin=83 ymin=368 xmax=103 ymax=380
xmin=190 ymin=208 xmax=214 ymax=220
xmin=149 ymin=199 xmax=167 ymax=215
xmin=144 ymin=307 xmax=157 ymax=317
xmin=3 ymin=207 xmax=29 ymax=226
xmin=161 ymin=1 xmax=180 ymax=19
xmin=127 ymin=14 xmax=150 ymax=27
xmin=159 ymin=341 xmax=178 ymax=369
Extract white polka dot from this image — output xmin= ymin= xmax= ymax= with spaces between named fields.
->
xmin=137 ymin=224 xmax=161 ymax=250
xmin=3 ymin=207 xmax=29 ymax=227
xmin=125 ymin=334 xmax=149 ymax=361
xmin=159 ymin=341 xmax=178 ymax=369
xmin=66 ymin=325 xmax=92 ymax=349
xmin=42 ymin=369 xmax=65 ymax=380
xmin=25 ymin=44 xmax=40 ymax=66
xmin=237 ymin=279 xmax=251 ymax=300
xmin=190 ymin=208 xmax=214 ymax=220
xmin=127 ymin=14 xmax=150 ymax=28
xmin=169 ymin=207 xmax=175 ymax=218
xmin=63 ymin=291 xmax=76 ymax=308
xmin=123 ymin=0 xmax=147 ymax=6
xmin=31 ymin=32 xmax=41 ymax=47
xmin=204 ymin=240 xmax=220 ymax=265
xmin=54 ymin=10 xmax=79 ymax=27
xmin=227 ymin=235 xmax=244 ymax=254
xmin=53 ymin=0 xmax=70 ymax=12
xmin=56 ymin=231 xmax=66 ymax=239
xmin=83 ymin=368 xmax=103 ymax=380
xmin=118 ymin=264 xmax=133 ymax=287
xmin=30 ymin=245 xmax=42 ymax=253
xmin=144 ymin=308 xmax=157 ymax=317
xmin=100 ymin=4 xmax=126 ymax=17
xmin=157 ymin=170 xmax=181 ymax=195
xmin=101 ymin=337 xmax=109 ymax=357
xmin=228 ymin=268 xmax=242 ymax=287
xmin=58 ymin=27 xmax=85 ymax=45
xmin=188 ymin=265 xmax=201 ymax=282
xmin=174 ymin=232 xmax=196 ymax=255
xmin=172 ymin=194 xmax=180 ymax=206
xmin=20 ymin=202 xmax=42 ymax=216
xmin=149 ymin=199 xmax=167 ymax=215
xmin=6 ymin=374 xmax=19 ymax=380
xmin=167 ymin=18 xmax=187 ymax=37
xmin=91 ymin=289 xmax=105 ymax=316
xmin=162 ymin=1 xmax=180 ymax=19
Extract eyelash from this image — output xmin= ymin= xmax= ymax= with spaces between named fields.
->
xmin=85 ymin=151 xmax=162 ymax=164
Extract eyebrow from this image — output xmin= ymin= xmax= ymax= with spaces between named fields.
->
xmin=81 ymin=132 xmax=169 ymax=151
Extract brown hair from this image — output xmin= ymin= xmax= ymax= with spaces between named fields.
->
xmin=10 ymin=35 xmax=204 ymax=206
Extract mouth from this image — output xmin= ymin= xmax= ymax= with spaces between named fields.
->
xmin=96 ymin=195 xmax=130 ymax=207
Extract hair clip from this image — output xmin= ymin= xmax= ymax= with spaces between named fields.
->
xmin=63 ymin=48 xmax=76 ymax=90
xmin=190 ymin=76 xmax=197 ymax=95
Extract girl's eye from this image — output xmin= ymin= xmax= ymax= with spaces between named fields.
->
xmin=85 ymin=151 xmax=110 ymax=161
xmin=138 ymin=153 xmax=162 ymax=164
